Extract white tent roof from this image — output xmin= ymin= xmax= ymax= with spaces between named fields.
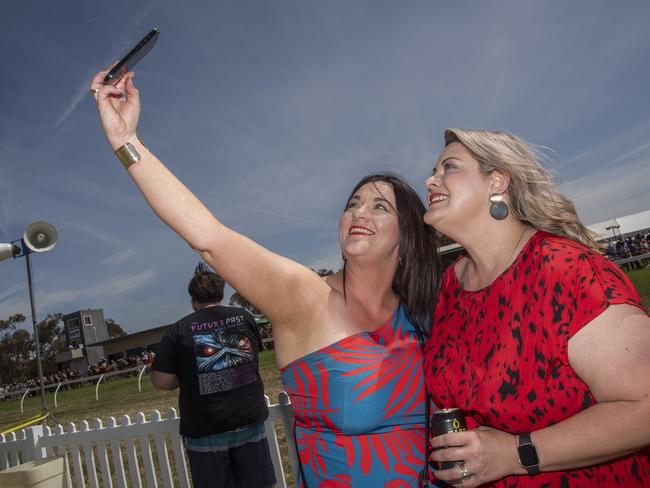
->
xmin=588 ymin=209 xmax=650 ymax=240
xmin=617 ymin=210 xmax=650 ymax=235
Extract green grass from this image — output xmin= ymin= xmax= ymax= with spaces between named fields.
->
xmin=0 ymin=351 xmax=282 ymax=428
xmin=626 ymin=267 xmax=650 ymax=309
xmin=0 ymin=351 xmax=292 ymax=485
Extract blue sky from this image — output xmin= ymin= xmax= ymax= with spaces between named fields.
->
xmin=1 ymin=1 xmax=649 ymax=333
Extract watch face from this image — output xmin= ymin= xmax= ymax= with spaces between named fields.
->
xmin=519 ymin=443 xmax=539 ymax=467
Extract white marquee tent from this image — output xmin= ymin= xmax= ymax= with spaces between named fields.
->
xmin=588 ymin=209 xmax=650 ymax=241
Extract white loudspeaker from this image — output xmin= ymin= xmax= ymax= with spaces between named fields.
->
xmin=0 ymin=243 xmax=16 ymax=262
xmin=23 ymin=221 xmax=58 ymax=253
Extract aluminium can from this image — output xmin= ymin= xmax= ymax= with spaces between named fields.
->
xmin=432 ymin=408 xmax=467 ymax=470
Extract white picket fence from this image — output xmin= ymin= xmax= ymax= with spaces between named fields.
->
xmin=0 ymin=392 xmax=299 ymax=488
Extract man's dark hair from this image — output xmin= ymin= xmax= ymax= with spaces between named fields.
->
xmin=188 ymin=262 xmax=225 ymax=304
xmin=343 ymin=173 xmax=441 ymax=336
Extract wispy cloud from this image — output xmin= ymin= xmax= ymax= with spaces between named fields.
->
xmin=101 ymin=248 xmax=137 ymax=266
xmin=0 ymin=296 xmax=28 ymax=324
xmin=89 ymin=268 xmax=157 ymax=297
xmin=561 ymin=147 xmax=650 ymax=224
xmin=0 ymin=283 xmax=25 ymax=303
xmin=53 ymin=80 xmax=92 ymax=131
xmin=37 ymin=289 xmax=84 ymax=309
xmin=63 ymin=221 xmax=138 ymax=267
xmin=35 ymin=268 xmax=157 ymax=310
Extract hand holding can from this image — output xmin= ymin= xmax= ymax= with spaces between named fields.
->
xmin=432 ymin=408 xmax=467 ymax=469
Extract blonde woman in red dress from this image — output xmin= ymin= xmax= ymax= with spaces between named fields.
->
xmin=423 ymin=129 xmax=650 ymax=487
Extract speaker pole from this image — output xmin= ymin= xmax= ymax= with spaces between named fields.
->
xmin=24 ymin=250 xmax=48 ymax=413
xmin=1 ymin=221 xmax=57 ymax=422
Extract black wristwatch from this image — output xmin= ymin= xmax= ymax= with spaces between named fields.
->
xmin=517 ymin=433 xmax=540 ymax=475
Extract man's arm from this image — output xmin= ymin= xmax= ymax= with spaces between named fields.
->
xmin=151 ymin=370 xmax=180 ymax=390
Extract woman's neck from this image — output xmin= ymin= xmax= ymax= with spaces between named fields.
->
xmin=337 ymin=258 xmax=400 ymax=324
xmin=457 ymin=221 xmax=532 ymax=290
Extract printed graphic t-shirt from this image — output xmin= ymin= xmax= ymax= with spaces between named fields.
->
xmin=152 ymin=305 xmax=268 ymax=438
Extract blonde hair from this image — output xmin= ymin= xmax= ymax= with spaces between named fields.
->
xmin=445 ymin=128 xmax=601 ymax=250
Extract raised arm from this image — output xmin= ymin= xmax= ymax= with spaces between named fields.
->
xmin=89 ymin=69 xmax=324 ymax=331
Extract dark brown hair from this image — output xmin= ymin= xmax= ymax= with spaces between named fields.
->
xmin=188 ymin=262 xmax=225 ymax=304
xmin=343 ymin=173 xmax=441 ymax=335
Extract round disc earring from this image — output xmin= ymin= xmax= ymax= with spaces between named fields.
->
xmin=489 ymin=193 xmax=509 ymax=220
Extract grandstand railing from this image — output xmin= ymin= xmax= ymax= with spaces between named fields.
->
xmin=612 ymin=251 xmax=650 ymax=267
xmin=0 ymin=392 xmax=298 ymax=488
xmin=0 ymin=365 xmax=149 ymax=405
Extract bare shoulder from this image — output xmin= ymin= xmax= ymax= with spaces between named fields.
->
xmin=570 ymin=303 xmax=649 ymax=347
xmin=569 ymin=304 xmax=650 ymax=401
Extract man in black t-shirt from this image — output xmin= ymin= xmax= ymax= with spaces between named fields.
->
xmin=152 ymin=263 xmax=276 ymax=488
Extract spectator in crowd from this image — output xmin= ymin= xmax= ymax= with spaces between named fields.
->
xmin=151 ymin=263 xmax=276 ymax=488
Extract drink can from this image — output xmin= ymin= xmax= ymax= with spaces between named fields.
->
xmin=432 ymin=408 xmax=467 ymax=470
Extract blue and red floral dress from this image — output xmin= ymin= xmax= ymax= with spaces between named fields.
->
xmin=282 ymin=305 xmax=432 ymax=487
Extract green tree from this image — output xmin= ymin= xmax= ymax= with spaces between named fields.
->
xmin=0 ymin=313 xmax=26 ymax=332
xmin=0 ymin=314 xmax=33 ymax=384
xmin=36 ymin=314 xmax=65 ymax=375
xmin=0 ymin=314 xmax=68 ymax=381
xmin=229 ymin=291 xmax=261 ymax=315
xmin=314 ymin=268 xmax=334 ymax=277
xmin=106 ymin=319 xmax=127 ymax=338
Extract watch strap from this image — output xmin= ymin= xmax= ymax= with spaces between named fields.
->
xmin=517 ymin=433 xmax=540 ymax=475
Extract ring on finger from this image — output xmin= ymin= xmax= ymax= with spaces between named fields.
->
xmin=459 ymin=461 xmax=471 ymax=481
xmin=90 ymin=88 xmax=99 ymax=97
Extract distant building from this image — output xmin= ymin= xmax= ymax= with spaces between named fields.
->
xmin=55 ymin=309 xmax=109 ymax=373
xmin=87 ymin=324 xmax=170 ymax=362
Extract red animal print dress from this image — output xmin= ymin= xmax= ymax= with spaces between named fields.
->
xmin=424 ymin=230 xmax=649 ymax=487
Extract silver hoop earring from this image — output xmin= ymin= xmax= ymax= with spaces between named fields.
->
xmin=489 ymin=193 xmax=509 ymax=220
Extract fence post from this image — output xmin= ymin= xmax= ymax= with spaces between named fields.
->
xmin=95 ymin=374 xmax=105 ymax=401
xmin=54 ymin=382 xmax=62 ymax=408
xmin=20 ymin=388 xmax=30 ymax=413
xmin=23 ymin=425 xmax=45 ymax=461
xmin=137 ymin=365 xmax=148 ymax=393
xmin=264 ymin=395 xmax=287 ymax=488
xmin=277 ymin=391 xmax=300 ymax=481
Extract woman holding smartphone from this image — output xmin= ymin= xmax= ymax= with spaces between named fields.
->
xmin=90 ymin=68 xmax=441 ymax=487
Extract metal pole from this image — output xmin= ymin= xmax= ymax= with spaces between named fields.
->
xmin=25 ymin=251 xmax=48 ymax=412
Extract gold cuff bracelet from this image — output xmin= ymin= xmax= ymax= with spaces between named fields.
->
xmin=115 ymin=142 xmax=141 ymax=169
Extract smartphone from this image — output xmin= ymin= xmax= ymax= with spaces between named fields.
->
xmin=103 ymin=28 xmax=160 ymax=85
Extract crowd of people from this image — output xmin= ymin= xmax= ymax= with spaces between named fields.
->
xmin=88 ymin=350 xmax=156 ymax=376
xmin=0 ymin=369 xmax=86 ymax=398
xmin=0 ymin=351 xmax=156 ymax=401
xmin=606 ymin=233 xmax=650 ymax=269
xmin=605 ymin=232 xmax=650 ymax=271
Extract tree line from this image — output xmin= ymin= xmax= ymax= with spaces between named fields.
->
xmin=0 ymin=314 xmax=126 ymax=385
